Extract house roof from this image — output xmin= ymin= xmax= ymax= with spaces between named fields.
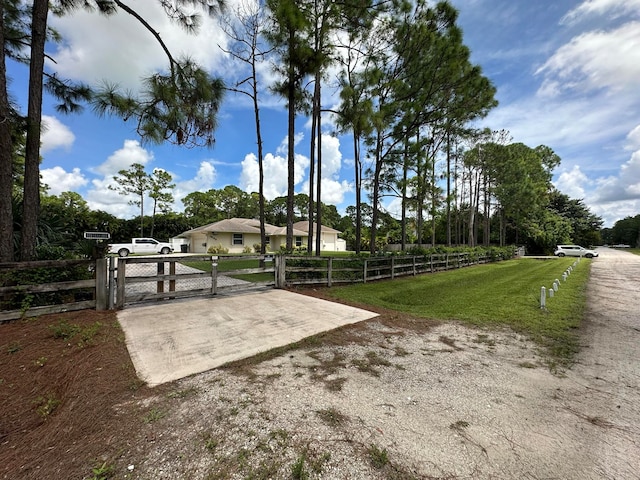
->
xmin=182 ymin=218 xmax=310 ymax=237
xmin=292 ymin=221 xmax=341 ymax=234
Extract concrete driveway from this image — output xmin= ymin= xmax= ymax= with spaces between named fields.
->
xmin=117 ymin=289 xmax=378 ymax=386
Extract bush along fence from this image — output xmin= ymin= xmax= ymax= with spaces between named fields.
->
xmin=540 ymin=258 xmax=581 ymax=309
xmin=280 ymin=246 xmax=516 ymax=287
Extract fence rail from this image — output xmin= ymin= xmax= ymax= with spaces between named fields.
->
xmin=0 ymin=258 xmax=107 ymax=322
xmin=1 ymin=249 xmax=510 ymax=320
xmin=282 ymin=252 xmax=493 ymax=287
xmin=113 ymin=254 xmax=276 ymax=308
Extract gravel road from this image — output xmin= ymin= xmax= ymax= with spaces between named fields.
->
xmin=126 ymin=247 xmax=640 ymax=479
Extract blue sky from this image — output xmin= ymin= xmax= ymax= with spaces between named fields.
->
xmin=9 ymin=0 xmax=640 ymax=227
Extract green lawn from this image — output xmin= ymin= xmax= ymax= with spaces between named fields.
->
xmin=326 ymin=257 xmax=591 ymax=364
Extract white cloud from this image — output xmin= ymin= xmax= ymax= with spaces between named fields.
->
xmin=48 ymin=2 xmax=232 ymax=90
xmin=172 ymin=161 xmax=218 ymax=211
xmin=320 ymin=135 xmax=342 ymax=178
xmin=240 ymin=134 xmax=352 ymax=206
xmin=41 ymin=116 xmax=75 ymax=153
xmin=85 ymin=175 xmax=139 ymax=218
xmin=594 ymin=149 xmax=640 ymax=202
xmin=536 ymin=22 xmax=640 ymax=96
xmin=626 ymin=125 xmax=640 ymax=150
xmin=175 ymin=161 xmax=217 ymax=193
xmin=93 ymin=139 xmax=154 ymax=176
xmin=240 ymin=136 xmax=311 ymax=199
xmin=85 ymin=140 xmax=154 ymax=217
xmin=41 ymin=166 xmax=87 ymax=195
xmin=299 ymin=135 xmax=352 ymax=205
xmin=319 ymin=178 xmax=352 ymax=205
xmin=561 ymin=0 xmax=640 ymax=25
xmin=275 ymin=132 xmax=304 ymax=156
xmin=554 ymin=165 xmax=590 ymax=199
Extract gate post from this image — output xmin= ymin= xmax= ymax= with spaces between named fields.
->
xmin=108 ymin=256 xmax=116 ymax=310
xmin=274 ymin=254 xmax=286 ymax=288
xmin=95 ymin=258 xmax=107 ymax=310
xmin=211 ymin=256 xmax=218 ymax=295
xmin=116 ymin=258 xmax=126 ymax=309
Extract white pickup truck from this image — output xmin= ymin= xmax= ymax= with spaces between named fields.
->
xmin=108 ymin=238 xmax=174 ymax=257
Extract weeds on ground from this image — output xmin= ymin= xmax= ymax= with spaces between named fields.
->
xmin=6 ymin=341 xmax=22 ymax=354
xmin=291 ymin=455 xmax=309 ymax=480
xmin=450 ymin=420 xmax=470 ymax=431
xmin=33 ymin=356 xmax=47 ymax=367
xmin=352 ymin=350 xmax=392 ymax=377
xmin=316 ymin=407 xmax=348 ymax=428
xmin=90 ymin=462 xmax=114 ymax=480
xmin=34 ymin=393 xmax=61 ymax=418
xmin=367 ymin=444 xmax=389 ymax=469
xmin=49 ymin=320 xmax=103 ymax=347
xmin=142 ymin=407 xmax=166 ymax=423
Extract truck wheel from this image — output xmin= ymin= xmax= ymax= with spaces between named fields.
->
xmin=118 ymin=249 xmax=129 ymax=257
xmin=160 ymin=247 xmax=171 ymax=255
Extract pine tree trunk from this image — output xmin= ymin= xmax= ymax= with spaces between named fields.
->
xmin=21 ymin=0 xmax=49 ymax=261
xmin=314 ymin=78 xmax=322 ymax=256
xmin=0 ymin=1 xmax=15 ymax=262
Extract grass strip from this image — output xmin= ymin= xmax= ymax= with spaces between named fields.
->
xmin=326 ymin=257 xmax=591 ymax=365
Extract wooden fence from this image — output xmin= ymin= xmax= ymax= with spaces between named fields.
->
xmin=1 ymin=250 xmax=511 ymax=320
xmin=0 ymin=258 xmax=107 ymax=323
xmin=280 ymin=252 xmax=494 ymax=287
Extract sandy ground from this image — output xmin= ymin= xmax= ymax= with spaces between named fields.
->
xmin=122 ymin=247 xmax=640 ymax=479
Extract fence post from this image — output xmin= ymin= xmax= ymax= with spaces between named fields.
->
xmin=327 ymin=257 xmax=333 ymax=287
xmin=116 ymin=258 xmax=126 ymax=309
xmin=211 ymin=256 xmax=218 ymax=295
xmin=108 ymin=256 xmax=115 ymax=310
xmin=170 ymin=261 xmax=176 ymax=292
xmin=391 ymin=257 xmax=395 ymax=279
xmin=157 ymin=262 xmax=164 ymax=293
xmin=274 ymin=255 xmax=280 ymax=288
xmin=413 ymin=256 xmax=416 ymax=276
xmin=95 ymin=258 xmax=107 ymax=311
xmin=274 ymin=254 xmax=286 ymax=288
xmin=363 ymin=259 xmax=368 ymax=283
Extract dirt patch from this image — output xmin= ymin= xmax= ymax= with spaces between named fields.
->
xmin=1 ymin=247 xmax=639 ymax=479
xmin=0 ymin=311 xmax=165 ymax=480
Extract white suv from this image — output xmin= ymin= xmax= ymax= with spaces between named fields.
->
xmin=554 ymin=245 xmax=598 ymax=258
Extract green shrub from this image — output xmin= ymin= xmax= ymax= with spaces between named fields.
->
xmin=207 ymin=244 xmax=229 ymax=254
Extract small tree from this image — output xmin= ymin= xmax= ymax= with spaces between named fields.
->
xmin=149 ymin=168 xmax=175 ymax=237
xmin=109 ymin=163 xmax=150 ymax=237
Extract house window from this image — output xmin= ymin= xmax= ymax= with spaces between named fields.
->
xmin=233 ymin=233 xmax=243 ymax=245
xmin=265 ymin=236 xmax=270 ymax=245
xmin=295 ymin=236 xmax=303 ymax=247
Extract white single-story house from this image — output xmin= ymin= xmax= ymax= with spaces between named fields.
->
xmin=292 ymin=221 xmax=347 ymax=252
xmin=178 ymin=218 xmax=346 ymax=254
